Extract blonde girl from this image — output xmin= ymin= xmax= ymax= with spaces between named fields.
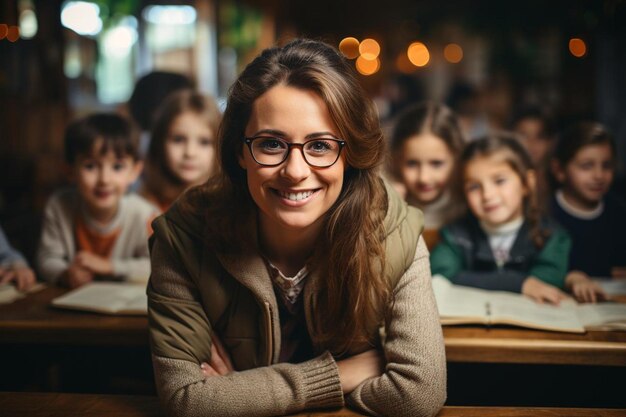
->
xmin=140 ymin=90 xmax=221 ymax=211
xmin=431 ymin=133 xmax=571 ymax=304
xmin=390 ymin=102 xmax=465 ymax=249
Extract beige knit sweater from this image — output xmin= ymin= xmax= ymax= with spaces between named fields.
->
xmin=149 ymin=233 xmax=446 ymax=417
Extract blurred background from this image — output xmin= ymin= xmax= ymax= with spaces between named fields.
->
xmin=1 ymin=0 xmax=625 ymax=260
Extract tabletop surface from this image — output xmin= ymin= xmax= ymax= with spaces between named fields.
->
xmin=1 ymin=392 xmax=625 ymax=417
xmin=2 ymin=286 xmax=626 ymax=365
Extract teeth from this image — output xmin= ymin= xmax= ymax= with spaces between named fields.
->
xmin=279 ymin=190 xmax=314 ymax=201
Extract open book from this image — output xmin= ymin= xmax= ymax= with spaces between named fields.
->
xmin=51 ymin=282 xmax=147 ymax=315
xmin=432 ymin=276 xmax=626 ymax=333
xmin=0 ymin=282 xmax=46 ymax=304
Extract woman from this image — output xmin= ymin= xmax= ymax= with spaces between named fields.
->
xmin=148 ymin=39 xmax=446 ymax=417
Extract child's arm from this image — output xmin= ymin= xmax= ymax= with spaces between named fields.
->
xmin=528 ymin=227 xmax=571 ymax=289
xmin=36 ymin=195 xmax=74 ymax=284
xmin=565 ymin=270 xmax=607 ymax=303
xmin=111 ymin=258 xmax=150 ymax=284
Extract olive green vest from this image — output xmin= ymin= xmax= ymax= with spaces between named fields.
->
xmin=148 ymin=181 xmax=424 ymax=370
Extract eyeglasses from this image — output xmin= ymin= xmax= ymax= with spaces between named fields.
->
xmin=244 ymin=136 xmax=346 ymax=168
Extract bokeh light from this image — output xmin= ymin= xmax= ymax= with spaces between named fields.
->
xmin=356 ymin=56 xmax=380 ymax=75
xmin=61 ymin=1 xmax=102 ymax=36
xmin=569 ymin=38 xmax=587 ymax=58
xmin=407 ymin=42 xmax=430 ymax=67
xmin=359 ymin=38 xmax=380 ymax=60
xmin=444 ymin=43 xmax=463 ymax=63
xmin=0 ymin=24 xmax=8 ymax=40
xmin=339 ymin=37 xmax=360 ymax=59
xmin=7 ymin=26 xmax=20 ymax=42
xmin=20 ymin=9 xmax=38 ymax=39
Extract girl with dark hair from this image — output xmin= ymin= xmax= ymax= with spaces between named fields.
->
xmin=147 ymin=39 xmax=446 ymax=417
xmin=551 ymin=121 xmax=625 ymax=302
xmin=431 ymin=133 xmax=571 ymax=304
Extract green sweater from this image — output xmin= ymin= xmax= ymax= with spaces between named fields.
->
xmin=430 ymin=215 xmax=571 ymax=292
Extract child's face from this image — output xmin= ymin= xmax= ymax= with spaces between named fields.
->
xmin=556 ymin=143 xmax=614 ymax=208
xmin=73 ymin=144 xmax=142 ymax=220
xmin=164 ymin=111 xmax=215 ymax=186
xmin=398 ymin=133 xmax=455 ymax=205
xmin=464 ymin=155 xmax=529 ymax=228
xmin=514 ymin=118 xmax=552 ymax=164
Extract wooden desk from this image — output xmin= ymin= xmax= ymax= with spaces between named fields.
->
xmin=3 ymin=286 xmax=625 ymax=366
xmin=1 ymin=393 xmax=625 ymax=417
xmin=0 ymin=286 xmax=148 ymax=346
xmin=0 ymin=287 xmax=152 ymax=394
xmin=443 ymin=325 xmax=626 ymax=366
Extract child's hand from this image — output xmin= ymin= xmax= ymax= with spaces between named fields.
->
xmin=522 ymin=276 xmax=569 ymax=305
xmin=200 ymin=332 xmax=234 ymax=378
xmin=0 ymin=265 xmax=36 ymax=291
xmin=566 ymin=271 xmax=607 ymax=303
xmin=74 ymin=251 xmax=113 ymax=275
xmin=61 ymin=263 xmax=94 ymax=288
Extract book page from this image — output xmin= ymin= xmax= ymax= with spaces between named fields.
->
xmin=432 ymin=276 xmax=585 ymax=332
xmin=0 ymin=282 xmax=46 ymax=305
xmin=490 ymin=297 xmax=584 ymax=333
xmin=576 ymin=303 xmax=626 ymax=330
xmin=52 ymin=282 xmax=147 ymax=315
xmin=432 ymin=275 xmax=489 ymax=321
xmin=592 ymin=278 xmax=626 ymax=296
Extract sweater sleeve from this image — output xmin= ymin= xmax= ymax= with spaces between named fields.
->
xmin=528 ymin=228 xmax=571 ymax=289
xmin=36 ymin=195 xmax=72 ymax=283
xmin=429 ymin=227 xmax=464 ymax=280
xmin=346 ymin=237 xmax=447 ymax=417
xmin=148 ymin=235 xmax=344 ymax=417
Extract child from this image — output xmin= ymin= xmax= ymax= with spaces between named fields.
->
xmin=511 ymin=106 xmax=557 ymax=210
xmin=551 ymin=122 xmax=625 ymax=302
xmin=511 ymin=106 xmax=556 ymax=166
xmin=139 ymin=90 xmax=221 ymax=212
xmin=431 ymin=133 xmax=571 ymax=304
xmin=36 ymin=113 xmax=159 ymax=288
xmin=0 ymin=226 xmax=36 ymax=291
xmin=390 ymin=102 xmax=465 ymax=249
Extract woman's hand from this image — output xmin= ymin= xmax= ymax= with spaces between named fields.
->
xmin=566 ymin=271 xmax=607 ymax=303
xmin=522 ymin=276 xmax=569 ymax=305
xmin=200 ymin=333 xmax=234 ymax=377
xmin=0 ymin=265 xmax=36 ymax=291
xmin=336 ymin=349 xmax=384 ymax=394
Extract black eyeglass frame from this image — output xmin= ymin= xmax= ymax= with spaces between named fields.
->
xmin=243 ymin=136 xmax=347 ymax=168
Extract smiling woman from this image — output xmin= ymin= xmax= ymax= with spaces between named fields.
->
xmin=147 ymin=39 xmax=446 ymax=417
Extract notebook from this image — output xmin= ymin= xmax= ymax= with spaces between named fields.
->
xmin=51 ymin=282 xmax=147 ymax=315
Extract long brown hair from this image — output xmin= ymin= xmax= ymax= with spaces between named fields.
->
xmin=460 ymin=133 xmax=548 ymax=248
xmin=183 ymin=39 xmax=388 ymax=354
